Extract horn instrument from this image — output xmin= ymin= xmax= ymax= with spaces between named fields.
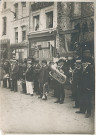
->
xmin=49 ymin=64 xmax=67 ymax=84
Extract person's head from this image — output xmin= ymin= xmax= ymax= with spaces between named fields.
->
xmin=27 ymin=60 xmax=32 ymax=68
xmin=83 ymin=50 xmax=91 ymax=61
xmin=57 ymin=59 xmax=65 ymax=67
xmin=42 ymin=60 xmax=47 ymax=67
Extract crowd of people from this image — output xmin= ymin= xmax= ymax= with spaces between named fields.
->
xmin=0 ymin=51 xmax=94 ymax=118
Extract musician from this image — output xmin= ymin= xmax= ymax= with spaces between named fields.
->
xmin=76 ymin=50 xmax=93 ymax=118
xmin=33 ymin=60 xmax=41 ymax=95
xmin=11 ymin=59 xmax=19 ymax=92
xmin=25 ymin=60 xmax=34 ymax=96
xmin=73 ymin=60 xmax=83 ymax=108
xmin=38 ymin=60 xmax=49 ymax=100
xmin=54 ymin=59 xmax=68 ymax=104
xmin=21 ymin=59 xmax=27 ymax=94
xmin=3 ymin=60 xmax=11 ymax=88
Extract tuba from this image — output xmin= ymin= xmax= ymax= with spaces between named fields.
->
xmin=49 ymin=64 xmax=67 ymax=84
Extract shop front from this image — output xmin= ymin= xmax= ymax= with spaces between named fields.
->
xmin=28 ymin=30 xmax=57 ymax=61
xmin=10 ymin=42 xmax=28 ymax=61
xmin=0 ymin=39 xmax=10 ymax=60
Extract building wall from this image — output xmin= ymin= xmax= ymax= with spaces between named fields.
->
xmin=0 ymin=1 xmax=31 ymax=60
xmin=29 ymin=2 xmax=57 ymax=60
xmin=0 ymin=1 xmax=13 ymax=41
xmin=29 ymin=2 xmax=57 ymax=32
xmin=57 ymin=2 xmax=94 ymax=57
xmin=57 ymin=2 xmax=72 ymax=55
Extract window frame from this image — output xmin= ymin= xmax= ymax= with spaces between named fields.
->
xmin=33 ymin=15 xmax=40 ymax=31
xmin=22 ymin=2 xmax=27 ymax=17
xmin=3 ymin=2 xmax=7 ymax=9
xmin=15 ymin=28 xmax=18 ymax=43
xmin=46 ymin=11 xmax=53 ymax=29
xmin=22 ymin=26 xmax=27 ymax=41
xmin=2 ymin=17 xmax=7 ymax=35
xmin=14 ymin=3 xmax=18 ymax=19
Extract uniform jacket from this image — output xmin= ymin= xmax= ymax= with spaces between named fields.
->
xmin=82 ymin=64 xmax=92 ymax=90
xmin=38 ymin=65 xmax=49 ymax=84
xmin=26 ymin=66 xmax=34 ymax=82
xmin=11 ymin=64 xmax=19 ymax=79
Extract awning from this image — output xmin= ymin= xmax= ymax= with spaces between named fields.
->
xmin=10 ymin=42 xmax=28 ymax=48
xmin=28 ymin=29 xmax=57 ymax=39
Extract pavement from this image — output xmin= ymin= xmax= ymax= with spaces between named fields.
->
xmin=0 ymin=82 xmax=95 ymax=134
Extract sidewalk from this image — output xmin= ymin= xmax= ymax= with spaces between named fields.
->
xmin=0 ymin=84 xmax=94 ymax=134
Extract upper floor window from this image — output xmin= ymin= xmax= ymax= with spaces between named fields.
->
xmin=46 ymin=11 xmax=53 ymax=28
xmin=22 ymin=26 xmax=26 ymax=41
xmin=2 ymin=17 xmax=7 ymax=35
xmin=15 ymin=28 xmax=18 ymax=43
xmin=3 ymin=2 xmax=7 ymax=9
xmin=33 ymin=15 xmax=39 ymax=31
xmin=14 ymin=3 xmax=18 ymax=19
xmin=73 ymin=3 xmax=81 ymax=16
xmin=22 ymin=2 xmax=27 ymax=17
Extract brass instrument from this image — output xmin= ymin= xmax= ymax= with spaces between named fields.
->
xmin=49 ymin=64 xmax=67 ymax=84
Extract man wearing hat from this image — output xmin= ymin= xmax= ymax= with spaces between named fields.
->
xmin=38 ymin=60 xmax=49 ymax=100
xmin=11 ymin=59 xmax=19 ymax=92
xmin=54 ymin=58 xmax=68 ymax=104
xmin=25 ymin=59 xmax=34 ymax=96
xmin=33 ymin=60 xmax=41 ymax=94
xmin=72 ymin=59 xmax=83 ymax=108
xmin=76 ymin=49 xmax=93 ymax=118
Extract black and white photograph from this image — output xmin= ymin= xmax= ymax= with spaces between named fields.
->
xmin=0 ymin=0 xmax=95 ymax=134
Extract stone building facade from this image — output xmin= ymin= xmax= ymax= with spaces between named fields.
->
xmin=0 ymin=1 xmax=30 ymax=60
xmin=57 ymin=2 xmax=94 ymax=58
xmin=0 ymin=1 xmax=94 ymax=61
xmin=28 ymin=2 xmax=94 ymax=60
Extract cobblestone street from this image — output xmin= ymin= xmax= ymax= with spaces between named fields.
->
xmin=0 ymin=84 xmax=94 ymax=134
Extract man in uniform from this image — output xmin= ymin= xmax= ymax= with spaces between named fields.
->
xmin=54 ymin=59 xmax=68 ymax=104
xmin=38 ymin=60 xmax=49 ymax=100
xmin=11 ymin=59 xmax=19 ymax=92
xmin=76 ymin=49 xmax=93 ymax=118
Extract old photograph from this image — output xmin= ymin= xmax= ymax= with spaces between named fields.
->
xmin=0 ymin=0 xmax=95 ymax=134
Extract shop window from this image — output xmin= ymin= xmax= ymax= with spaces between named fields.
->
xmin=15 ymin=28 xmax=18 ymax=43
xmin=2 ymin=17 xmax=7 ymax=35
xmin=22 ymin=26 xmax=26 ymax=41
xmin=33 ymin=15 xmax=39 ymax=31
xmin=3 ymin=2 xmax=7 ymax=9
xmin=22 ymin=2 xmax=27 ymax=17
xmin=14 ymin=3 xmax=18 ymax=19
xmin=46 ymin=11 xmax=53 ymax=28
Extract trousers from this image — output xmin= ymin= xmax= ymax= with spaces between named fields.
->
xmin=12 ymin=79 xmax=17 ymax=91
xmin=80 ymin=90 xmax=92 ymax=114
xmin=57 ymin=83 xmax=65 ymax=102
xmin=26 ymin=81 xmax=34 ymax=94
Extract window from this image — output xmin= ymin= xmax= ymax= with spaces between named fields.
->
xmin=14 ymin=3 xmax=18 ymax=19
xmin=3 ymin=2 xmax=7 ymax=9
xmin=73 ymin=3 xmax=81 ymax=16
xmin=46 ymin=11 xmax=53 ymax=28
xmin=22 ymin=26 xmax=26 ymax=41
xmin=22 ymin=2 xmax=27 ymax=17
xmin=2 ymin=17 xmax=7 ymax=35
xmin=33 ymin=15 xmax=39 ymax=31
xmin=15 ymin=28 xmax=18 ymax=43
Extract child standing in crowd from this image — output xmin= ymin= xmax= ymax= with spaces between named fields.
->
xmin=25 ymin=59 xmax=34 ymax=96
xmin=38 ymin=60 xmax=49 ymax=100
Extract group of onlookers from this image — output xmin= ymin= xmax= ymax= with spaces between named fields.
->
xmin=0 ymin=52 xmax=94 ymax=118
